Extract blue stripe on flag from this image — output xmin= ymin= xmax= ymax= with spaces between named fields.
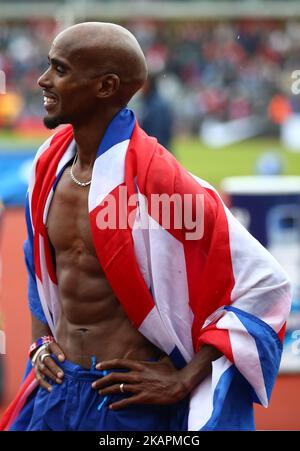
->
xmin=201 ymin=365 xmax=255 ymax=431
xmin=96 ymin=108 xmax=136 ymax=158
xmin=224 ymin=305 xmax=283 ymax=403
xmin=169 ymin=346 xmax=187 ymax=370
xmin=53 ymin=161 xmax=72 ymax=191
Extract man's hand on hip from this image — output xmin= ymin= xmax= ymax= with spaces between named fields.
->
xmin=91 ymin=356 xmax=189 ymax=410
xmin=33 ymin=341 xmax=65 ymax=392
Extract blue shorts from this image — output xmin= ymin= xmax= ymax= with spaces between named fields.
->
xmin=18 ymin=356 xmax=189 ymax=431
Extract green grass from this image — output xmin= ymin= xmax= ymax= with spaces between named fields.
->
xmin=173 ymin=136 xmax=300 ymax=189
xmin=0 ymin=131 xmax=48 ymax=150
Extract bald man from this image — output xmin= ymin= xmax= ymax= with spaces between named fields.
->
xmin=7 ymin=22 xmax=218 ymax=432
xmin=4 ymin=22 xmax=290 ymax=432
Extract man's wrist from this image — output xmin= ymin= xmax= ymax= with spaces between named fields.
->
xmin=178 ymin=345 xmax=223 ymax=394
xmin=29 ymin=335 xmax=54 ymax=360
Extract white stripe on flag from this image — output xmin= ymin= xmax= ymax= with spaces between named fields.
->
xmin=89 ymin=139 xmax=129 ymax=212
xmin=28 ymin=134 xmax=54 ymax=233
xmin=225 ymin=207 xmax=291 ymax=333
xmin=138 ymin=306 xmax=176 ymax=356
xmin=133 ymin=191 xmax=194 ymax=362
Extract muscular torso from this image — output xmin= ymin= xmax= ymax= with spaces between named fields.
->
xmin=46 ymin=160 xmax=163 ymax=368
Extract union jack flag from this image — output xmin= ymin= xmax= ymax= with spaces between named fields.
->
xmin=0 ymin=108 xmax=291 ymax=431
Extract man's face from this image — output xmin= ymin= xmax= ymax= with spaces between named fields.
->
xmin=38 ymin=42 xmax=99 ymax=129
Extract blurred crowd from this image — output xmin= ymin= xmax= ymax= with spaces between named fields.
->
xmin=131 ymin=19 xmax=300 ymax=134
xmin=0 ymin=21 xmax=56 ymax=130
xmin=1 ymin=19 xmax=300 ymax=135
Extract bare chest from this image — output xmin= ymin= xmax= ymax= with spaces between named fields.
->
xmin=46 ymin=167 xmax=95 ymax=255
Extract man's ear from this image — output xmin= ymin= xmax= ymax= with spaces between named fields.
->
xmin=96 ymin=74 xmax=120 ymax=98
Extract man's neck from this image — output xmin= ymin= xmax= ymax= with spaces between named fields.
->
xmin=73 ymin=107 xmax=121 ymax=170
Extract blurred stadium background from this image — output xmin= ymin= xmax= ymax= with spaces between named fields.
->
xmin=0 ymin=0 xmax=300 ymax=430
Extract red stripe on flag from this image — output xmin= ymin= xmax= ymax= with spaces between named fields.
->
xmin=197 ymin=324 xmax=234 ymax=363
xmin=31 ymin=126 xmax=73 ymax=283
xmin=89 ymin=185 xmax=155 ymax=328
xmin=277 ymin=323 xmax=286 ymax=343
xmin=126 ymin=128 xmax=235 ymax=351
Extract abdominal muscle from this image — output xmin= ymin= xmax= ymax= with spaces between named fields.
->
xmin=54 ymin=253 xmax=163 ymax=369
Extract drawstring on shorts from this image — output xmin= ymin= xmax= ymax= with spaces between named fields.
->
xmin=91 ymin=355 xmax=109 ymax=412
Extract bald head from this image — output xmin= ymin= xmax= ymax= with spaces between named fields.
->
xmin=52 ymin=22 xmax=148 ymax=105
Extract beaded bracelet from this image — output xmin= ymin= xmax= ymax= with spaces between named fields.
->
xmin=29 ymin=335 xmax=54 ymax=359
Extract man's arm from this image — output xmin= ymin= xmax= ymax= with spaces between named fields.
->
xmin=91 ymin=344 xmax=222 ymax=409
xmin=31 ymin=314 xmax=52 ymax=342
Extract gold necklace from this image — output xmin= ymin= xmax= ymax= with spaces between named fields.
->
xmin=69 ymin=153 xmax=92 ymax=187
